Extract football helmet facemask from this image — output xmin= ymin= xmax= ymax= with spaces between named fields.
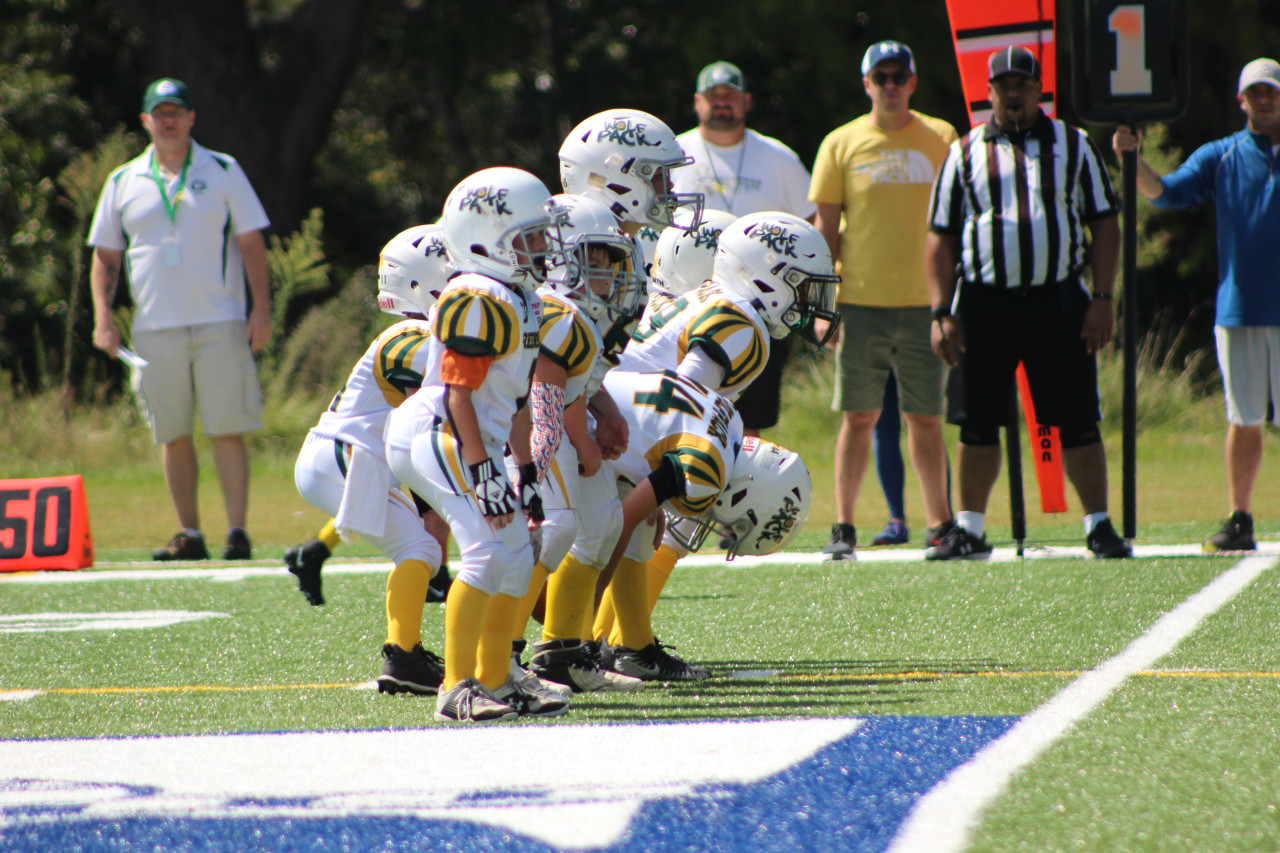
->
xmin=543 ymin=194 xmax=645 ymax=323
xmin=559 ymin=109 xmax=704 ymax=230
xmin=377 ymin=224 xmax=453 ymax=317
xmin=442 ymin=167 xmax=570 ymax=292
xmin=672 ymin=437 xmax=812 ymax=560
xmin=650 ymin=209 xmax=738 ymax=298
xmin=714 ymin=211 xmax=842 ymax=347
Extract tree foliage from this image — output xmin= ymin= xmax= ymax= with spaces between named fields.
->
xmin=1 ymin=0 xmax=1278 ymax=401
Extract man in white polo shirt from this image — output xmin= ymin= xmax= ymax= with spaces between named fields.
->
xmin=88 ymin=77 xmax=272 ymax=562
xmin=671 ymin=60 xmax=817 ymax=438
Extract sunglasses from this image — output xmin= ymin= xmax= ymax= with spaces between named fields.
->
xmin=871 ymin=70 xmax=911 ymax=87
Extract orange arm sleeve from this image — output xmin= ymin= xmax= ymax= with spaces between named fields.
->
xmin=440 ymin=350 xmax=494 ymax=390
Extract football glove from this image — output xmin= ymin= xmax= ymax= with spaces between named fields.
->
xmin=469 ymin=458 xmax=516 ymax=518
xmin=518 ymin=462 xmax=544 ymax=523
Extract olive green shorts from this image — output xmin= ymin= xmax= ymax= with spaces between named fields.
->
xmin=831 ymin=304 xmax=946 ymax=415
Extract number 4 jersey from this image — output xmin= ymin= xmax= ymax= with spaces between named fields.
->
xmin=602 ymin=369 xmax=743 ymax=519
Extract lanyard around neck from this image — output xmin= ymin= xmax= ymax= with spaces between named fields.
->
xmin=703 ymin=133 xmax=747 ymax=213
xmin=151 ymin=147 xmax=192 ymax=226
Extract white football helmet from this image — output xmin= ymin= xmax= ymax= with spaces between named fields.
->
xmin=543 ymin=194 xmax=645 ymax=323
xmin=714 ymin=211 xmax=842 ymax=347
xmin=441 ymin=166 xmax=569 ymax=292
xmin=377 ymin=224 xmax=453 ymax=317
xmin=650 ymin=209 xmax=738 ymax=297
xmin=559 ymin=109 xmax=704 ymax=230
xmin=674 ymin=437 xmax=812 ymax=559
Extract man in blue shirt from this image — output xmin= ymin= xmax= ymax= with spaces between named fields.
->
xmin=1114 ymin=58 xmax=1280 ymax=552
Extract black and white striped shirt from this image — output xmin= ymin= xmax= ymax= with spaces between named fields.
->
xmin=927 ymin=112 xmax=1117 ymax=288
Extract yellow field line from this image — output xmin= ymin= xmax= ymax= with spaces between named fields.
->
xmin=4 ymin=681 xmax=368 ymax=696
xmin=4 ymin=668 xmax=1280 ymax=698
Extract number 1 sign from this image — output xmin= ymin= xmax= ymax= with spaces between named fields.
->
xmin=1070 ymin=0 xmax=1188 ymax=124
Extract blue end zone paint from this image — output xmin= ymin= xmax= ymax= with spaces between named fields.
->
xmin=0 ymin=716 xmax=1017 ymax=853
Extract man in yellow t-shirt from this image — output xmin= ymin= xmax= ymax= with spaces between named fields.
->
xmin=809 ymin=40 xmax=957 ymax=560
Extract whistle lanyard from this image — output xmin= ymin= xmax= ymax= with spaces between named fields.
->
xmin=150 ymin=147 xmax=192 ymax=226
xmin=703 ymin=134 xmax=747 ymax=214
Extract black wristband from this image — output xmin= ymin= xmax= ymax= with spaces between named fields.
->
xmin=1091 ymin=292 xmax=1113 ymax=301
xmin=931 ymin=304 xmax=952 ymax=321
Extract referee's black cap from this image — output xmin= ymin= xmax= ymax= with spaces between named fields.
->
xmin=987 ymin=47 xmax=1040 ymax=82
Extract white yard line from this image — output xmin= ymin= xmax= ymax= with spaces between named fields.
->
xmin=887 ymin=554 xmax=1279 ymax=853
xmin=4 ymin=543 xmax=1280 ymax=584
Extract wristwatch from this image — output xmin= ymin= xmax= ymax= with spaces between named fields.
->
xmin=931 ymin=304 xmax=953 ymax=321
xmin=1091 ymin=292 xmax=1113 ymax=301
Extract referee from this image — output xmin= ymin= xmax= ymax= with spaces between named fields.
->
xmin=922 ymin=46 xmax=1130 ymax=560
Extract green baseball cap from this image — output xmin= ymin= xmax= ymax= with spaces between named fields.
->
xmin=142 ymin=78 xmax=193 ymax=113
xmin=696 ymin=61 xmax=746 ymax=94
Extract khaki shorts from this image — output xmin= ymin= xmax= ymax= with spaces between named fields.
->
xmin=832 ymin=304 xmax=946 ymax=415
xmin=131 ymin=320 xmax=263 ymax=445
xmin=1216 ymin=325 xmax=1280 ymax=427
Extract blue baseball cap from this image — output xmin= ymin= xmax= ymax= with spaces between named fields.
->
xmin=861 ymin=41 xmax=916 ymax=76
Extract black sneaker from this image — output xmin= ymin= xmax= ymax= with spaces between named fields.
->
xmin=427 ymin=563 xmax=453 ymax=603
xmin=822 ymin=523 xmax=856 ymax=560
xmin=1087 ymin=518 xmax=1132 ymax=559
xmin=153 ymin=531 xmax=209 ymax=561
xmin=376 ymin=643 xmax=444 ymax=695
xmin=284 ymin=539 xmax=330 ymax=606
xmin=925 ymin=525 xmax=992 ymax=561
xmin=613 ymin=641 xmax=712 ymax=682
xmin=223 ymin=528 xmax=252 ymax=560
xmin=1203 ymin=511 xmax=1257 ymax=553
xmin=925 ymin=519 xmax=956 ymax=548
xmin=529 ymin=639 xmax=645 ymax=692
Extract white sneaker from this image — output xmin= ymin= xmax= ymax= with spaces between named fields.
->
xmin=493 ymin=672 xmax=571 ymax=718
xmin=509 ymin=656 xmax=573 ymax=701
xmin=434 ymin=678 xmax=518 ymax=723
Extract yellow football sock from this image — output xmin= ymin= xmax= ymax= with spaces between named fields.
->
xmin=647 ymin=545 xmax=680 ymax=612
xmin=543 ymin=555 xmax=599 ymax=641
xmin=318 ymin=520 xmax=342 ymax=551
xmin=592 ymin=586 xmax=616 ymax=643
xmin=513 ymin=563 xmax=551 ymax=642
xmin=606 ymin=557 xmax=654 ymax=650
xmin=384 ymin=558 xmax=431 ymax=649
xmin=477 ymin=592 xmax=520 ymax=690
xmin=443 ymin=580 xmax=489 ymax=690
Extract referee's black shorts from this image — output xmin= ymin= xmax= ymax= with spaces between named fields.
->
xmin=946 ymin=279 xmax=1101 ymax=431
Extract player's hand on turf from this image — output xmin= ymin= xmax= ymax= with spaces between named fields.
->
xmin=517 ymin=462 xmax=544 ymax=524
xmin=469 ymin=458 xmax=515 ymax=527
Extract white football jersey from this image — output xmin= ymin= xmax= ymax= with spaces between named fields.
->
xmin=398 ymin=272 xmax=541 ymax=451
xmin=603 ymin=369 xmax=743 ymax=519
xmin=310 ymin=319 xmax=432 ymax=454
xmin=616 ymin=279 xmax=770 ymax=401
